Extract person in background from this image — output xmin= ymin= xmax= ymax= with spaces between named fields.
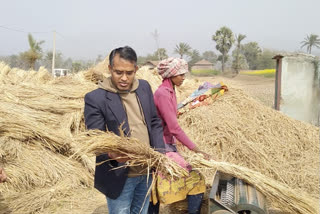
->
xmin=84 ymin=46 xmax=165 ymax=214
xmin=149 ymin=57 xmax=211 ymax=214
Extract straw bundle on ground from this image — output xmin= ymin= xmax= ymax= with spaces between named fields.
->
xmin=0 ymin=137 xmax=93 ymax=214
xmin=0 ymin=63 xmax=97 ymax=213
xmin=0 ymin=62 xmax=52 ymax=84
xmin=0 ymin=140 xmax=93 ymax=192
xmin=3 ymin=177 xmax=91 ymax=214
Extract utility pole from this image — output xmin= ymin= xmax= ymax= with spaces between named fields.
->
xmin=151 ymin=29 xmax=160 ymax=60
xmin=52 ymin=30 xmax=56 ymax=76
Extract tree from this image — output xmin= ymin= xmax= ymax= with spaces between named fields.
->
xmin=188 ymin=49 xmax=201 ymax=70
xmin=174 ymin=42 xmax=192 ymax=59
xmin=137 ymin=56 xmax=148 ymax=65
xmin=20 ymin=33 xmax=44 ymax=69
xmin=202 ymin=51 xmax=217 ymax=64
xmin=72 ymin=60 xmax=94 ymax=72
xmin=43 ymin=51 xmax=64 ymax=69
xmin=232 ymin=50 xmax=248 ymax=71
xmin=95 ymin=54 xmax=103 ymax=64
xmin=301 ymin=34 xmax=320 ymax=54
xmin=241 ymin=42 xmax=262 ymax=70
xmin=256 ymin=49 xmax=277 ymax=70
xmin=232 ymin=34 xmax=246 ymax=74
xmin=0 ymin=54 xmax=25 ymax=69
xmin=212 ymin=26 xmax=235 ymax=72
xmin=63 ymin=57 xmax=73 ymax=69
xmin=72 ymin=61 xmax=82 ymax=72
xmin=154 ymin=48 xmax=168 ymax=60
xmin=217 ymin=54 xmax=229 ymax=64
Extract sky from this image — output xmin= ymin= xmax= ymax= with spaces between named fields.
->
xmin=1 ymin=0 xmax=320 ymax=60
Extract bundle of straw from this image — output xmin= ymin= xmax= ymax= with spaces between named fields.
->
xmin=4 ymin=177 xmax=91 ymax=214
xmin=72 ymin=130 xmax=188 ymax=178
xmin=185 ymin=153 xmax=319 ymax=214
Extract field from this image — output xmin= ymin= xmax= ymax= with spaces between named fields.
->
xmin=240 ymin=69 xmax=276 ymax=78
xmin=191 ymin=69 xmax=220 ymax=76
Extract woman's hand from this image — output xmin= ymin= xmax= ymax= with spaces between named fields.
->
xmin=192 ymin=147 xmax=212 ymax=160
xmin=0 ymin=167 xmax=7 ymax=183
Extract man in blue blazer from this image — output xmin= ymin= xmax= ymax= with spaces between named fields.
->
xmin=84 ymin=46 xmax=165 ymax=214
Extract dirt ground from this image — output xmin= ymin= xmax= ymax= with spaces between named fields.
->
xmin=197 ymin=74 xmax=275 ymax=108
xmin=40 ymin=74 xmax=276 ymax=214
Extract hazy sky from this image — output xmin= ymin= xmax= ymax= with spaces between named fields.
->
xmin=1 ymin=0 xmax=320 ymax=60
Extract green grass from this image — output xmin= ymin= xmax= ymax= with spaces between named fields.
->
xmin=241 ymin=69 xmax=276 ymax=78
xmin=261 ymin=73 xmax=275 ymax=78
xmin=191 ymin=69 xmax=219 ymax=76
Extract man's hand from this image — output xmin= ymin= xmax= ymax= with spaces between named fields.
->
xmin=108 ymin=152 xmax=129 ymax=163
xmin=0 ymin=167 xmax=7 ymax=183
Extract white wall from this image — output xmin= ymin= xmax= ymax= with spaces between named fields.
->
xmin=280 ymin=54 xmax=319 ymax=125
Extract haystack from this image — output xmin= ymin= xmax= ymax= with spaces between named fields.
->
xmin=177 ymin=88 xmax=319 ymax=197
xmin=0 ymin=63 xmax=97 ymax=213
xmin=0 ymin=60 xmax=319 ymax=214
xmin=0 ymin=62 xmax=187 ymax=213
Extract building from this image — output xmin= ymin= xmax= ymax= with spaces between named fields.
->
xmin=273 ymin=53 xmax=319 ymax=126
xmin=191 ymin=59 xmax=214 ymax=70
xmin=143 ymin=61 xmax=160 ymax=70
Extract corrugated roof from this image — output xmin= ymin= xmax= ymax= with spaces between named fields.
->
xmin=144 ymin=61 xmax=160 ymax=66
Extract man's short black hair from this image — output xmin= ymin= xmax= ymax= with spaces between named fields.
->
xmin=109 ymin=46 xmax=137 ymax=66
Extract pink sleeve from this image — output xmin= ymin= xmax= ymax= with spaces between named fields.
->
xmin=166 ymin=152 xmax=191 ymax=171
xmin=155 ymin=91 xmax=196 ymax=150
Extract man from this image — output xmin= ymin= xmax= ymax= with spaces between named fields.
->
xmin=84 ymin=46 xmax=165 ymax=214
xmin=0 ymin=167 xmax=6 ymax=183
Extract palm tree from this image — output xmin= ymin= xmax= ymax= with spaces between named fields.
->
xmin=233 ymin=34 xmax=246 ymax=74
xmin=188 ymin=49 xmax=201 ymax=69
xmin=21 ymin=33 xmax=44 ymax=69
xmin=301 ymin=34 xmax=320 ymax=54
xmin=212 ymin=26 xmax=235 ymax=73
xmin=154 ymin=48 xmax=168 ymax=60
xmin=174 ymin=42 xmax=191 ymax=59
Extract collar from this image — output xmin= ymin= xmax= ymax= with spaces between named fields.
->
xmin=160 ymin=78 xmax=174 ymax=93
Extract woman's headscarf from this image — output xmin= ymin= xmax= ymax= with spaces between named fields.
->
xmin=157 ymin=57 xmax=189 ymax=79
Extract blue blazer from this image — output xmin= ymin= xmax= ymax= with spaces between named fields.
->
xmin=84 ymin=79 xmax=165 ymax=199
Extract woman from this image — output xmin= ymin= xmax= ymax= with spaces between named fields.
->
xmin=149 ymin=58 xmax=210 ymax=214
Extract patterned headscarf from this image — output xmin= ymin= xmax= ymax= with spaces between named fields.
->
xmin=157 ymin=57 xmax=189 ymax=79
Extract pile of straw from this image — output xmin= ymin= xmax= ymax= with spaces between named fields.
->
xmin=175 ymin=88 xmax=319 ymax=213
xmin=177 ymin=89 xmax=319 ymax=195
xmin=0 ymin=63 xmax=96 ymax=213
xmin=0 ymin=61 xmax=319 ymax=214
xmin=0 ymin=62 xmax=186 ymax=213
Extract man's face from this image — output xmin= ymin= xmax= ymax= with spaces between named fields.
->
xmin=109 ymin=54 xmax=137 ymax=91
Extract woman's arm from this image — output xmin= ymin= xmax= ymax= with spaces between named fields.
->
xmin=155 ymin=91 xmax=196 ymax=150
